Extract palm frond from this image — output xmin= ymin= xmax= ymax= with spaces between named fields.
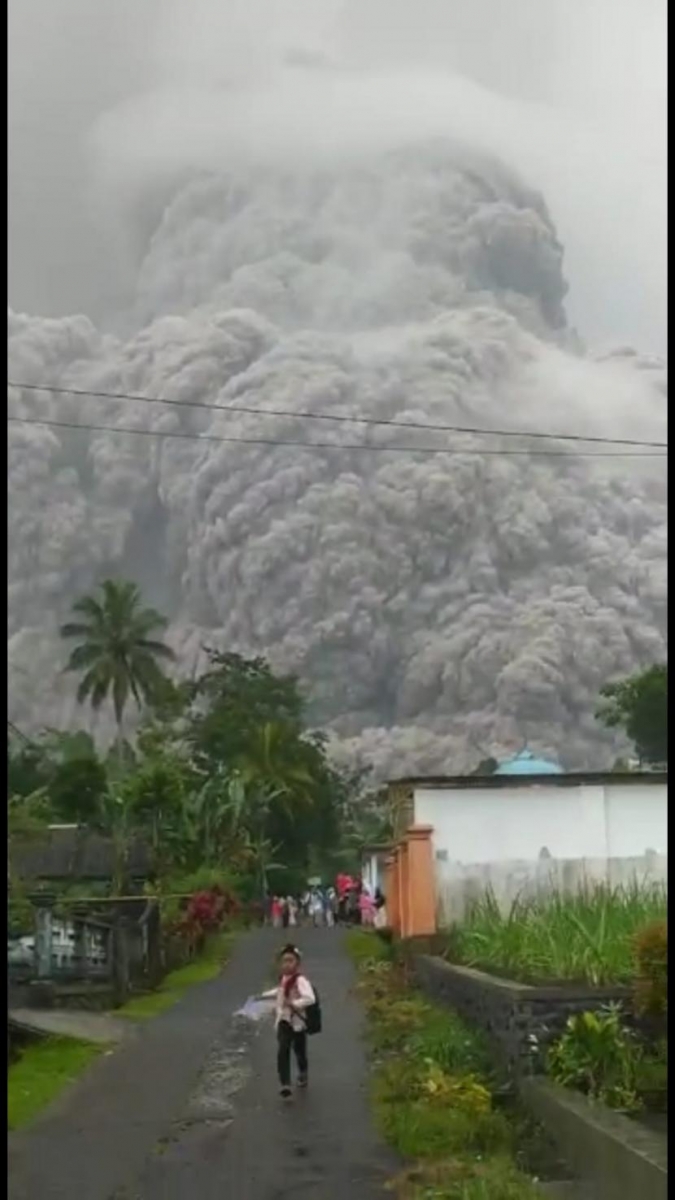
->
xmin=70 ymin=596 xmax=105 ymax=621
xmin=135 ymin=638 xmax=176 ymax=660
xmin=60 ymin=622 xmax=99 ymax=640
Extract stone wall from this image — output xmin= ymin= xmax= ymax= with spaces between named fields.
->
xmin=413 ymin=954 xmax=631 ymax=1075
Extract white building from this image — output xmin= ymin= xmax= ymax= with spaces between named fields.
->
xmin=388 ymin=752 xmax=667 ymax=924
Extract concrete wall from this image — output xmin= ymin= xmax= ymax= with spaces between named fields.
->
xmin=413 ymin=781 xmax=667 ymax=923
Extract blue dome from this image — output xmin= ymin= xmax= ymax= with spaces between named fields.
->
xmin=495 ymin=750 xmax=562 ymax=776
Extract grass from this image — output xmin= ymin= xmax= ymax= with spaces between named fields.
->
xmin=344 ymin=928 xmax=392 ymax=965
xmin=347 ymin=935 xmax=546 ymax=1199
xmin=445 ymin=884 xmax=667 ymax=986
xmin=118 ymin=931 xmax=236 ymax=1020
xmin=8 ymin=1036 xmax=106 ymax=1130
xmin=393 ymin=1156 xmax=544 ymax=1199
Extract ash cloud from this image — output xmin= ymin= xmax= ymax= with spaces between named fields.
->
xmin=8 ymin=1 xmax=667 ymax=777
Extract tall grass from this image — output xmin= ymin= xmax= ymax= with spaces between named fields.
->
xmin=445 ymin=883 xmax=667 ymax=986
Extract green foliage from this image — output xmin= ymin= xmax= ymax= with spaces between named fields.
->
xmin=352 ymin=943 xmax=570 ymax=1199
xmin=8 ymin=788 xmax=52 ymax=932
xmin=60 ymin=578 xmax=176 ymax=728
xmin=406 ymin=1010 xmax=491 ymax=1079
xmin=634 ymin=1038 xmax=667 ymax=1102
xmin=377 ymin=1095 xmax=511 ymax=1161
xmin=395 ymin=1156 xmax=543 ymax=1200
xmin=187 ymin=651 xmax=303 ymax=765
xmin=117 ymin=932 xmax=236 ymax=1020
xmin=16 ymin=583 xmax=358 ymax=910
xmin=446 ymin=884 xmax=667 ymax=986
xmin=633 ymin=920 xmax=668 ymax=1018
xmin=345 ymin=928 xmax=392 ymax=965
xmin=596 ymin=663 xmax=667 ymax=765
xmin=8 ymin=1036 xmax=105 ymax=1130
xmin=8 ymin=726 xmax=48 ymax=798
xmin=547 ymin=1004 xmax=642 ymax=1111
xmin=8 ymin=728 xmax=107 ymax=825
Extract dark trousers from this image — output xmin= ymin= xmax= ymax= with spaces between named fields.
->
xmin=277 ymin=1020 xmax=308 ymax=1087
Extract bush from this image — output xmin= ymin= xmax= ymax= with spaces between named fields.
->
xmin=633 ymin=920 xmax=667 ymax=1019
xmin=547 ymin=1003 xmax=641 ymax=1111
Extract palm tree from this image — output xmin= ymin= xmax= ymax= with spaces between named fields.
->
xmin=60 ymin=579 xmax=176 ymax=746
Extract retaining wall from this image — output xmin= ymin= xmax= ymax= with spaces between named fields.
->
xmin=519 ymin=1077 xmax=667 ymax=1200
xmin=413 ymin=954 xmax=631 ymax=1074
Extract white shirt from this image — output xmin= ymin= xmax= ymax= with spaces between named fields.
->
xmin=263 ymin=973 xmax=316 ymax=1032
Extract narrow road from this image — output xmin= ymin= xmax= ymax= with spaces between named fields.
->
xmin=9 ymin=928 xmax=398 ymax=1200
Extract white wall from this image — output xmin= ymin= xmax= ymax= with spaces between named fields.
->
xmin=604 ymin=783 xmax=667 ymax=858
xmin=413 ymin=780 xmax=668 ymax=923
xmin=361 ymin=852 xmax=386 ymax=894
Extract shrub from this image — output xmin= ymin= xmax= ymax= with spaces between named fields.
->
xmin=547 ymin=1003 xmax=641 ymax=1111
xmin=406 ymin=1009 xmax=491 ymax=1078
xmin=633 ymin=920 xmax=667 ymax=1019
xmin=374 ymin=1058 xmax=491 ymax=1114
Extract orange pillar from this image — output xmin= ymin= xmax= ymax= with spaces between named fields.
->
xmin=398 ymin=838 xmax=410 ymax=938
xmin=385 ymin=851 xmax=400 ymax=934
xmin=404 ymin=825 xmax=436 ymax=937
xmin=383 ymin=854 xmax=397 ymax=932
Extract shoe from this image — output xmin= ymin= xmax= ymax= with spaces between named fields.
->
xmin=297 ymin=1073 xmax=308 ymax=1088
xmin=280 ymin=1086 xmax=292 ymax=1098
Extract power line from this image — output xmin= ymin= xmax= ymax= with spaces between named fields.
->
xmin=7 ymin=379 xmax=668 ymax=450
xmin=7 ymin=413 xmax=666 ymax=458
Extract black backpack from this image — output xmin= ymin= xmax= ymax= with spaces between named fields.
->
xmin=304 ymin=986 xmax=322 ymax=1035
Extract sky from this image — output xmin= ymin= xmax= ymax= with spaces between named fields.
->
xmin=8 ymin=0 xmax=667 ymax=354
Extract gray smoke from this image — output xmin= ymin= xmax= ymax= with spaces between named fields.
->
xmin=8 ymin=2 xmax=667 ymax=778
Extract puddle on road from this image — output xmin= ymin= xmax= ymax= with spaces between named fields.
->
xmin=168 ymin=1012 xmax=263 ymax=1136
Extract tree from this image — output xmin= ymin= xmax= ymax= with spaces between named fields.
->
xmin=60 ymin=579 xmax=176 ymax=744
xmin=184 ymin=650 xmax=341 ymax=877
xmin=186 ymin=651 xmax=303 ymax=767
xmin=596 ymin=664 xmax=667 ymax=766
xmin=8 ymin=727 xmax=107 ymax=825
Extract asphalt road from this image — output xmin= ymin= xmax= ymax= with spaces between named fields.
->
xmin=9 ymin=927 xmax=398 ymax=1200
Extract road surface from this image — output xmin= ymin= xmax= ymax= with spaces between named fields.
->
xmin=9 ymin=927 xmax=398 ymax=1200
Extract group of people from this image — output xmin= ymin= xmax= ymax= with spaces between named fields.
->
xmin=267 ymin=875 xmax=386 ymax=930
xmin=268 ymin=891 xmax=330 ymax=928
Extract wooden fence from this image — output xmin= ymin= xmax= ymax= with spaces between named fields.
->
xmin=8 ymin=897 xmax=164 ymax=1008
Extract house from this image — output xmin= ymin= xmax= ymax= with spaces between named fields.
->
xmin=383 ymin=752 xmax=667 ymax=934
xmin=12 ymin=825 xmax=152 ymax=889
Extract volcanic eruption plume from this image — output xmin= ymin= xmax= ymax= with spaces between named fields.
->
xmin=8 ymin=0 xmax=667 ymax=775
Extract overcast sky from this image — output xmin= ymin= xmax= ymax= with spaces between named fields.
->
xmin=8 ymin=0 xmax=666 ymax=353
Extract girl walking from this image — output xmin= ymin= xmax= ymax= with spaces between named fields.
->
xmin=261 ymin=944 xmax=316 ymax=1098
